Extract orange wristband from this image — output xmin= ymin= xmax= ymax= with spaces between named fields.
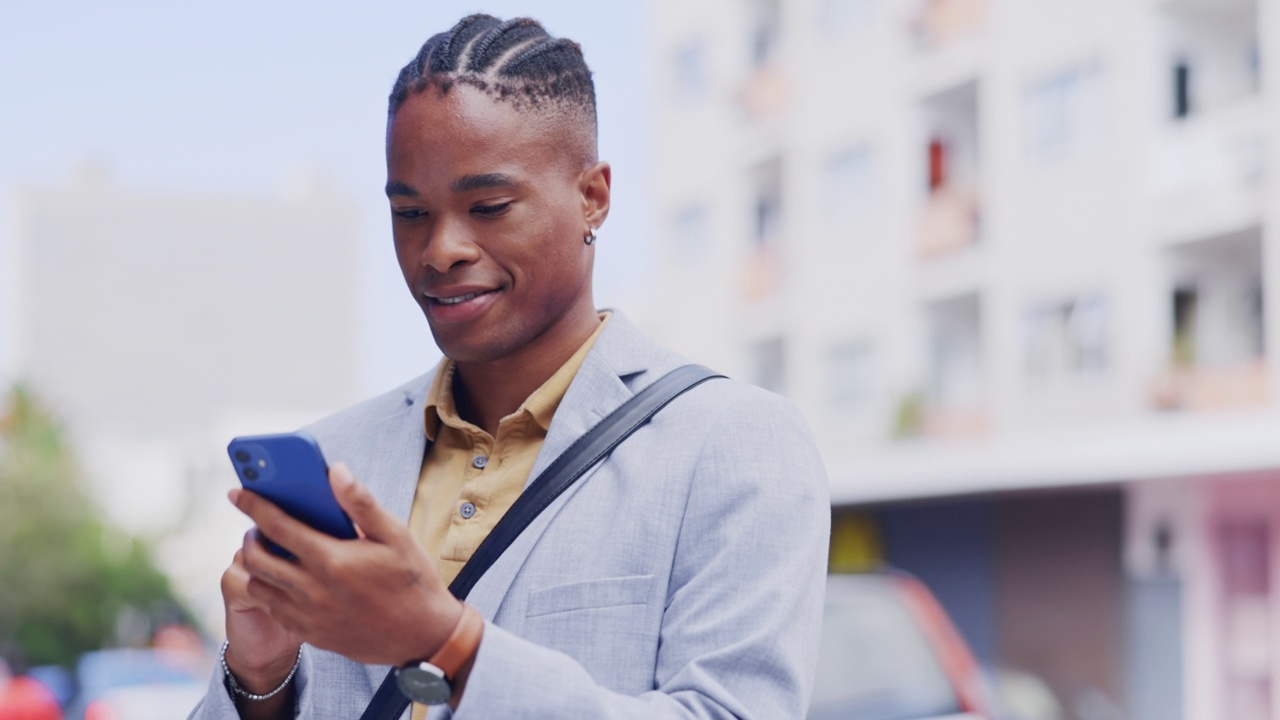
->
xmin=429 ymin=603 xmax=484 ymax=680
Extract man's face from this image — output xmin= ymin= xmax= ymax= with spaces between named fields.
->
xmin=385 ymin=85 xmax=603 ymax=364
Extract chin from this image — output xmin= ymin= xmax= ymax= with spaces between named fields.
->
xmin=429 ymin=329 xmax=512 ymax=365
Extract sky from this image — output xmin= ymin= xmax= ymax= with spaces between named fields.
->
xmin=0 ymin=1 xmax=651 ymax=395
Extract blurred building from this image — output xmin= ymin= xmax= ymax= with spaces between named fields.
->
xmin=647 ymin=0 xmax=1277 ymax=718
xmin=8 ymin=163 xmax=362 ymax=633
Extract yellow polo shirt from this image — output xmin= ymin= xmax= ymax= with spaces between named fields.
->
xmin=407 ymin=314 xmax=610 ymax=588
xmin=406 ymin=316 xmax=607 ymax=719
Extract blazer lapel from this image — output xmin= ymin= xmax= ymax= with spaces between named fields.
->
xmin=523 ymin=351 xmax=632 ymax=488
xmin=367 ymin=382 xmax=430 ymax=523
xmin=359 ymin=380 xmax=430 ymax=693
xmin=464 ymin=312 xmax=674 ymax=619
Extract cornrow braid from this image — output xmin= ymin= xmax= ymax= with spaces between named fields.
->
xmin=501 ymin=37 xmax=568 ymax=76
xmin=387 ymin=13 xmax=597 ymax=134
xmin=431 ymin=14 xmax=501 ymax=74
xmin=464 ymin=18 xmax=545 ymax=73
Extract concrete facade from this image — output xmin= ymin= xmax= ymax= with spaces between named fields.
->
xmin=646 ymin=0 xmax=1276 ymax=717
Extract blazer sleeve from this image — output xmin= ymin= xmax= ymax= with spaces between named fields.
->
xmin=452 ymin=389 xmax=831 ymax=719
xmin=188 ymin=645 xmax=346 ymax=720
xmin=186 ymin=660 xmax=240 ymax=719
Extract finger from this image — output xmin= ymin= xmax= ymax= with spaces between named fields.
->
xmin=330 ymin=462 xmax=400 ymax=544
xmin=241 ymin=528 xmax=318 ymax=600
xmin=231 ymin=487 xmax=332 ymax=562
xmin=222 ymin=547 xmax=275 ymax=614
xmin=243 ymin=575 xmax=306 ymax=634
xmin=221 ymin=549 xmax=252 ymax=601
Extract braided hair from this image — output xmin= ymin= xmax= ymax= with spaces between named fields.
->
xmin=388 ymin=14 xmax=598 ymax=138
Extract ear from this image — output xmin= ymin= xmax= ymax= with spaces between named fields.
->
xmin=579 ymin=161 xmax=612 ymax=232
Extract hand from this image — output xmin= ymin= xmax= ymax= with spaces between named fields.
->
xmin=229 ymin=462 xmax=464 ymax=666
xmin=221 ymin=545 xmax=303 ymax=694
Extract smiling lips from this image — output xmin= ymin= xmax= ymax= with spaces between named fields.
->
xmin=423 ymin=287 xmax=500 ymax=324
xmin=436 ymin=291 xmax=485 ymax=305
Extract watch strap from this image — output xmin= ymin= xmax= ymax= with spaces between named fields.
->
xmin=428 ymin=603 xmax=483 ymax=680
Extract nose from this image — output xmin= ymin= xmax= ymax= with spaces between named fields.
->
xmin=419 ymin=218 xmax=481 ymax=273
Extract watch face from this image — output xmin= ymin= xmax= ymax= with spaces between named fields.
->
xmin=397 ymin=663 xmax=452 ymax=705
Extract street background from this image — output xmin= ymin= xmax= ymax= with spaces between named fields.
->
xmin=1 ymin=1 xmax=1275 ymax=719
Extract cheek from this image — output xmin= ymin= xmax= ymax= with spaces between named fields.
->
xmin=526 ymin=228 xmax=588 ymax=290
xmin=392 ymin=227 xmax=422 ymax=268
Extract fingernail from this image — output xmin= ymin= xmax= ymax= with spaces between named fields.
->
xmin=228 ymin=488 xmax=241 ymax=504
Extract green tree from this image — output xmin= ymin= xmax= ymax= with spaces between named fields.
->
xmin=0 ymin=384 xmax=187 ymax=667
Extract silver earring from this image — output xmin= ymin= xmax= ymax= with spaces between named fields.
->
xmin=584 ymin=229 xmax=597 ymax=245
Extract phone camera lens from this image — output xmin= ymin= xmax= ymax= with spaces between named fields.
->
xmin=243 ymin=467 xmax=259 ymax=481
xmin=235 ymin=450 xmax=250 ymax=463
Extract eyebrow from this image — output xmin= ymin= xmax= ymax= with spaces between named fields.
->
xmin=385 ymin=173 xmax=521 ymax=199
xmin=451 ymin=173 xmax=519 ymax=193
xmin=385 ymin=181 xmax=418 ymax=198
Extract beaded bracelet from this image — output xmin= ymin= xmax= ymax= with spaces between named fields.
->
xmin=219 ymin=640 xmax=303 ymax=702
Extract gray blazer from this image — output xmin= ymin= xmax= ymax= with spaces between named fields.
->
xmin=191 ymin=312 xmax=830 ymax=719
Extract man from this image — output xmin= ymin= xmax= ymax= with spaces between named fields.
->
xmin=191 ymin=14 xmax=829 ymax=719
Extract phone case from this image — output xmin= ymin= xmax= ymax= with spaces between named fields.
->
xmin=227 ymin=432 xmax=358 ymax=556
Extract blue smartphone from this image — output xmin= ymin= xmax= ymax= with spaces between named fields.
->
xmin=227 ymin=431 xmax=358 ymax=558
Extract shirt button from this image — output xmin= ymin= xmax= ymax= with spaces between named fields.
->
xmin=459 ymin=502 xmax=476 ymax=519
xmin=472 ymin=455 xmax=488 ymax=469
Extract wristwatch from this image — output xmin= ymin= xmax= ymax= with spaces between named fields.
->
xmin=396 ymin=604 xmax=484 ymax=705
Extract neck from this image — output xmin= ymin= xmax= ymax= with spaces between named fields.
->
xmin=452 ymin=306 xmax=601 ymax=436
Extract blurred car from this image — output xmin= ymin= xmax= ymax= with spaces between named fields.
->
xmin=0 ymin=675 xmax=63 ymax=720
xmin=26 ymin=666 xmax=75 ymax=709
xmin=64 ymin=648 xmax=206 ymax=720
xmin=808 ymin=571 xmax=991 ymax=720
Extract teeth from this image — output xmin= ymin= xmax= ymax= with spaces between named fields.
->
xmin=437 ymin=292 xmax=480 ymax=305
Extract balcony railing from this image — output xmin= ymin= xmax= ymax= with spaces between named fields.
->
xmin=738 ymin=63 xmax=787 ymax=119
xmin=917 ymin=184 xmax=980 ymax=257
xmin=909 ymin=0 xmax=986 ymax=50
xmin=1149 ymin=359 xmax=1268 ymax=411
xmin=1148 ymin=97 xmax=1264 ymax=204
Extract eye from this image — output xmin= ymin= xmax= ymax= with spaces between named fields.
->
xmin=471 ymin=202 xmax=512 ymax=218
xmin=393 ymin=207 xmax=427 ymax=221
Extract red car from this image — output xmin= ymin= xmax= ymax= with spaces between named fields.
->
xmin=809 ymin=571 xmax=992 ymax=720
xmin=0 ymin=676 xmax=62 ymax=720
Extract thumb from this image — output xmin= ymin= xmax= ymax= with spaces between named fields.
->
xmin=330 ymin=462 xmax=397 ymax=543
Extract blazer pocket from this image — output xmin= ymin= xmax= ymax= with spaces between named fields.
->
xmin=526 ymin=574 xmax=655 ymax=619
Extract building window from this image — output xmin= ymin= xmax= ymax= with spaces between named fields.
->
xmin=824 ymin=146 xmax=877 ymax=221
xmin=1024 ymin=62 xmax=1106 ymax=162
xmin=1170 ymin=280 xmax=1264 ymax=367
xmin=750 ymin=337 xmax=786 ymax=394
xmin=748 ymin=0 xmax=781 ymax=68
xmin=673 ymin=40 xmax=708 ymax=104
xmin=1168 ymin=230 xmax=1265 ymax=368
xmin=1173 ymin=59 xmax=1192 ymax=119
xmin=742 ymin=158 xmax=785 ymax=299
xmin=828 ymin=340 xmax=875 ymax=411
xmin=1024 ymin=294 xmax=1109 ymax=383
xmin=1160 ymin=1 xmax=1260 ymax=119
xmin=918 ymin=81 xmax=980 ymax=256
xmin=1152 ymin=229 xmax=1267 ymax=411
xmin=751 ymin=158 xmax=783 ymax=248
xmin=926 ymin=294 xmax=983 ymax=407
xmin=1172 ymin=287 xmax=1198 ymax=365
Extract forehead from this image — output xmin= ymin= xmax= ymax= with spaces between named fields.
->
xmin=386 ymin=84 xmax=568 ymax=180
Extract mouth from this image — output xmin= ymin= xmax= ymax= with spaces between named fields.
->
xmin=421 ymin=286 xmax=502 ymax=324
xmin=427 ymin=288 xmax=499 ymax=306
xmin=436 ymin=291 xmax=485 ymax=305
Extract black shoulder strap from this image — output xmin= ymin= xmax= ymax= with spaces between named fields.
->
xmin=359 ymin=364 xmax=723 ymax=720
